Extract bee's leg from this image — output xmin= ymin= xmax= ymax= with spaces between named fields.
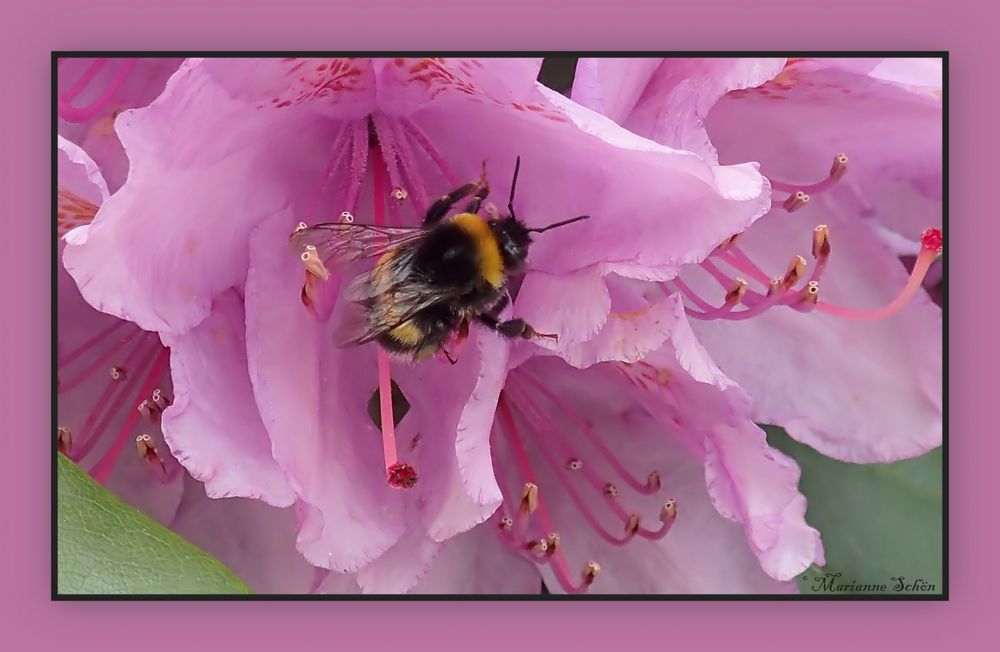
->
xmin=477 ymin=314 xmax=558 ymax=341
xmin=424 ymin=163 xmax=489 ymax=225
xmin=463 ymin=180 xmax=490 ymax=214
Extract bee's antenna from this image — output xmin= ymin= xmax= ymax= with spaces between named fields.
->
xmin=527 ymin=214 xmax=591 ymax=234
xmin=508 ymin=156 xmax=521 ymax=220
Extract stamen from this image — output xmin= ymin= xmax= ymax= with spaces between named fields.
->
xmin=782 ymin=255 xmax=807 ymax=289
xmin=494 ymin=396 xmax=598 ymax=594
xmin=58 ymin=59 xmax=136 ymax=123
xmin=498 ymin=517 xmax=514 ymax=532
xmin=769 ymin=153 xmax=849 ymax=195
xmin=781 ymin=191 xmax=811 ymax=213
xmin=90 ymin=347 xmax=171 ymax=484
xmin=300 ymin=245 xmax=331 ymax=281
xmin=110 ymin=367 xmax=127 ymax=381
xmin=566 ymin=458 xmax=583 ymax=471
xmin=546 ymin=533 xmax=561 ymax=556
xmin=518 ymin=371 xmax=660 ymax=494
xmin=57 ymin=427 xmax=73 ymax=455
xmin=812 ymin=224 xmax=831 ymax=261
xmin=137 ymin=399 xmax=160 ymax=422
xmin=791 ymin=282 xmax=821 ymax=312
xmin=66 ymin=336 xmax=160 ymax=461
xmin=582 ymin=561 xmax=601 ymax=586
xmin=508 ymin=383 xmax=666 ymax=544
xmin=520 ymin=482 xmax=540 ymax=516
xmin=816 ymin=227 xmax=942 ymax=320
xmin=151 ymin=388 xmax=171 ymax=412
xmin=526 ymin=538 xmax=549 ymax=556
xmin=725 ymin=278 xmax=749 ymax=305
xmin=661 ymin=499 xmax=678 ymax=522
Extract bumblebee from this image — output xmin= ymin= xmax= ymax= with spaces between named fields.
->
xmin=290 ymin=158 xmax=590 ymax=362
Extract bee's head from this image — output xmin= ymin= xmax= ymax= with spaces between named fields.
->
xmin=490 ymin=156 xmax=591 ymax=271
xmin=489 ymin=216 xmax=533 ymax=271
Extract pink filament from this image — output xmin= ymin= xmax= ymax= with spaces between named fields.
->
xmin=517 ymin=370 xmax=659 ymax=495
xmin=67 ymin=336 xmax=159 ymax=461
xmin=401 ymin=117 xmax=459 ymax=186
xmin=816 ymin=248 xmax=937 ymax=320
xmin=90 ymin=347 xmax=171 ymax=484
xmin=768 ymin=174 xmax=839 ymax=196
xmin=57 ymin=327 xmax=142 ymax=392
xmin=58 ymin=319 xmax=129 ymax=369
xmin=58 ymin=59 xmax=136 ymax=123
xmin=303 ymin=123 xmax=351 ymax=223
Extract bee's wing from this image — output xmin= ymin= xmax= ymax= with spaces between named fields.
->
xmin=289 ymin=222 xmax=426 ymax=270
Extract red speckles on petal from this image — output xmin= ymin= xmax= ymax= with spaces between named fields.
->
xmin=57 ymin=189 xmax=99 ymax=237
xmin=259 ymin=58 xmax=368 ymax=110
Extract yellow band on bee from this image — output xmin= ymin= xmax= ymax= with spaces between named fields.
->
xmin=452 ymin=212 xmax=504 ymax=288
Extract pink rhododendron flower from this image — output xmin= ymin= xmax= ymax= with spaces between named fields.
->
xmin=572 ymin=57 xmax=943 ymax=462
xmin=62 ymin=57 xmax=803 ymax=592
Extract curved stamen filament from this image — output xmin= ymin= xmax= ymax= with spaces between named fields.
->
xmin=58 ymin=59 xmax=136 ymax=123
xmin=517 ymin=370 xmax=659 ymax=495
xmin=768 ymin=153 xmax=848 ymax=195
xmin=816 ymin=246 xmax=938 ymax=320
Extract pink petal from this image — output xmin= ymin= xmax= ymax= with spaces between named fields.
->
xmin=161 ymin=290 xmax=296 ymax=506
xmin=411 ymin=523 xmax=540 ymax=594
xmin=573 ymin=58 xmax=787 ymax=162
xmin=57 ymin=58 xmax=183 ymax=191
xmin=246 ymin=211 xmax=407 ymax=571
xmin=570 ymin=58 xmax=664 ymax=124
xmin=514 ymin=268 xmax=677 ymax=368
xmin=392 ymin=330 xmax=507 ymax=542
xmin=705 ymin=58 xmax=942 ymax=243
xmin=63 ymin=59 xmax=342 ymax=336
xmin=412 ymin=83 xmax=771 ymax=278
xmin=354 ymin=528 xmax=442 ymax=594
xmin=169 ymin=476 xmax=321 ymax=593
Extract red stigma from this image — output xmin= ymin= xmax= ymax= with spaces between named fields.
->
xmin=920 ymin=227 xmax=943 ymax=254
xmin=387 ymin=462 xmax=418 ymax=489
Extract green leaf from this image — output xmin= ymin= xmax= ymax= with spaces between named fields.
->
xmin=56 ymin=453 xmax=251 ymax=595
xmin=764 ymin=427 xmax=943 ymax=596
